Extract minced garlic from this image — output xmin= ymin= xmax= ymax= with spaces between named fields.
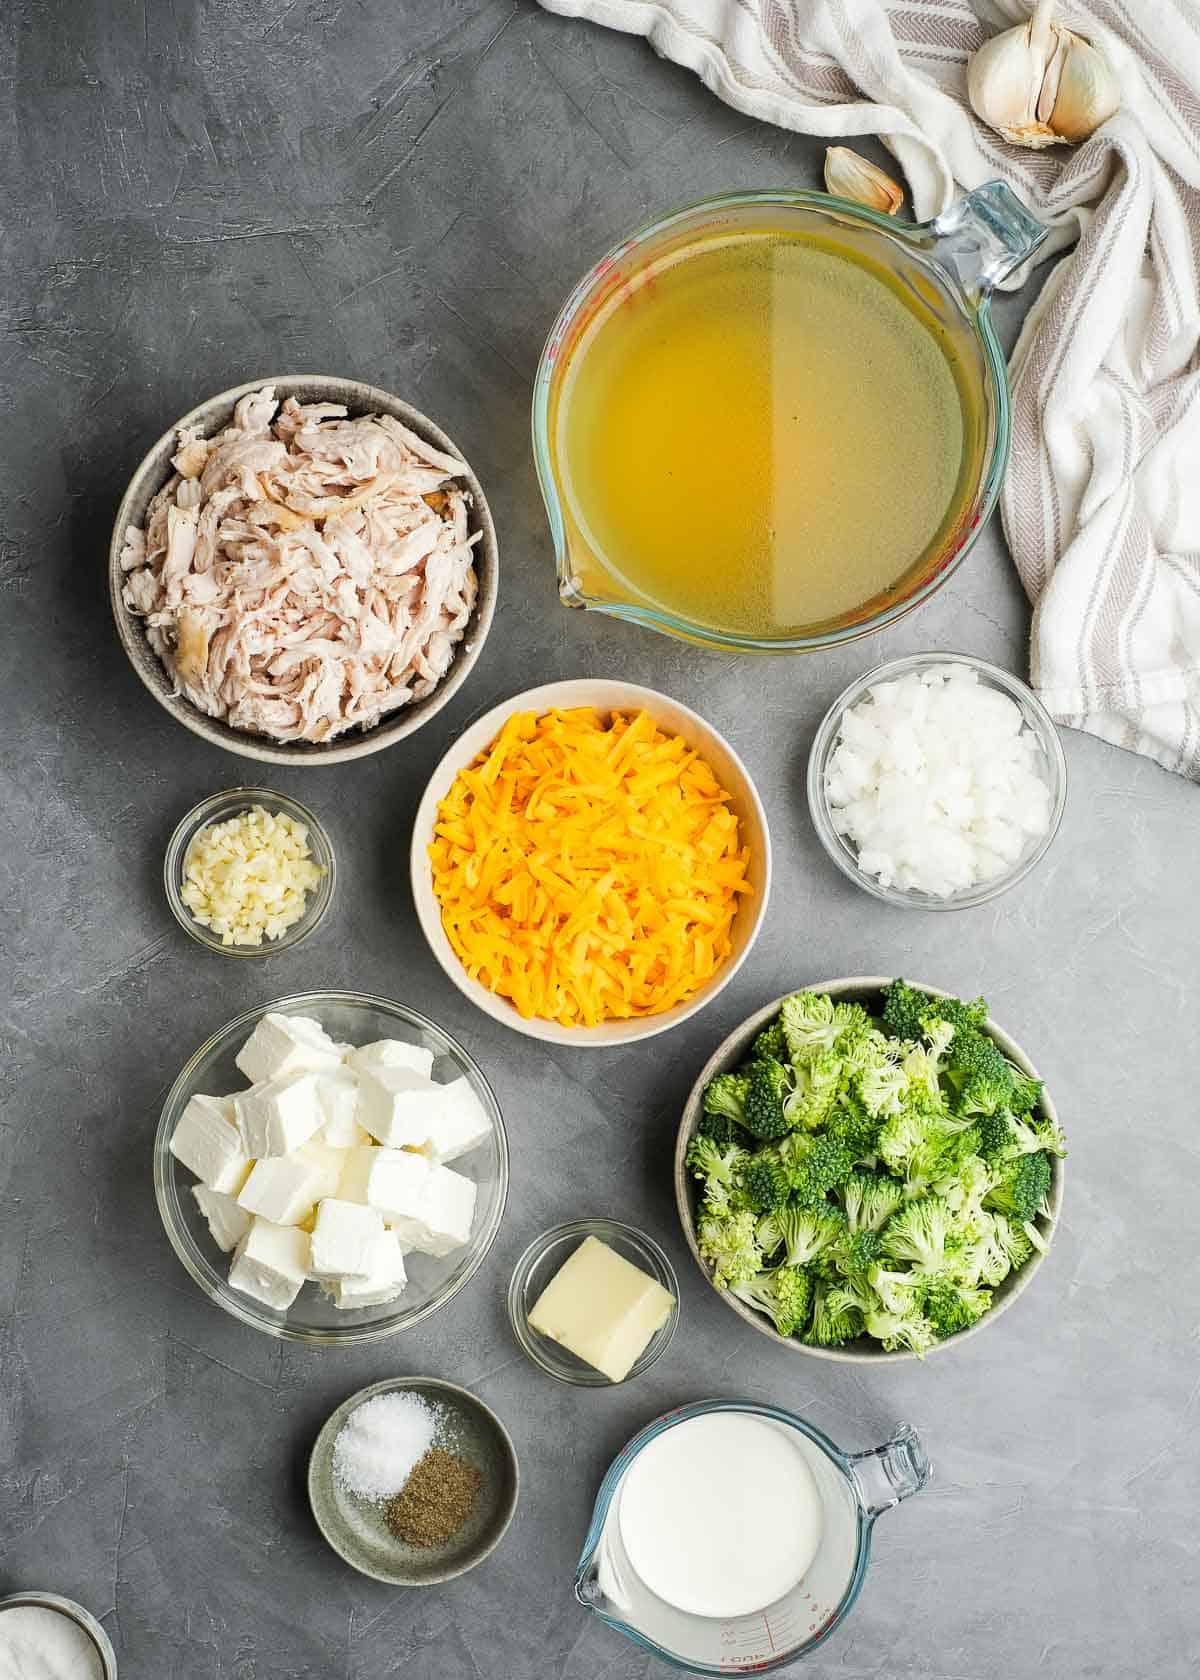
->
xmin=182 ymin=805 xmax=325 ymax=947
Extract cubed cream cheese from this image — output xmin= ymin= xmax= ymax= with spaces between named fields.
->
xmin=234 ymin=1071 xmax=325 ymax=1158
xmin=344 ymin=1039 xmax=434 ymax=1080
xmin=334 ymin=1144 xmax=380 ymax=1206
xmin=330 ymin=1229 xmax=408 ymax=1309
xmin=315 ymin=1069 xmax=363 ymax=1147
xmin=420 ymin=1077 xmax=492 ymax=1163
xmin=387 ymin=1161 xmax=477 ymax=1257
xmin=237 ymin=1152 xmax=326 ymax=1226
xmin=228 ymin=1218 xmax=310 ymax=1310
xmin=296 ymin=1137 xmax=345 ymax=1200
xmin=357 ymin=1148 xmax=432 ymax=1228
xmin=309 ymin=1198 xmax=385 ymax=1280
xmin=192 ymin=1184 xmax=252 ymax=1252
xmin=527 ymin=1235 xmax=675 ymax=1382
xmin=357 ymin=1067 xmax=441 ymax=1149
xmin=169 ymin=1094 xmax=251 ymax=1194
xmin=235 ymin=1013 xmax=342 ymax=1085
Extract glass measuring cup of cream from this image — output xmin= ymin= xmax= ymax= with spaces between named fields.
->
xmin=575 ymin=1399 xmax=930 ymax=1673
xmin=534 ymin=181 xmax=1048 ymax=653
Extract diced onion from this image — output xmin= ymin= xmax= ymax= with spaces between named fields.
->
xmin=824 ymin=665 xmax=1052 ymax=897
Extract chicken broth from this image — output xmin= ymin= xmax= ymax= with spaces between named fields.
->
xmin=554 ymin=230 xmax=985 ymax=639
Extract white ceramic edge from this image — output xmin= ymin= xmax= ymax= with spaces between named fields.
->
xmin=306 ymin=1375 xmax=520 ymax=1584
xmin=108 ymin=374 xmax=499 ymax=766
xmin=674 ymin=977 xmax=1064 ymax=1364
xmin=0 ymin=1592 xmax=117 ymax=1676
xmin=409 ymin=679 xmax=772 ymax=1048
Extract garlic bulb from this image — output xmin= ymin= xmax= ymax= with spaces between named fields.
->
xmin=823 ymin=147 xmax=903 ymax=214
xmin=968 ymin=0 xmax=1119 ymax=149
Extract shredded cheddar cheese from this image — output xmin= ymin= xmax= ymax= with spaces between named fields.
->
xmin=428 ymin=708 xmax=752 ymax=1026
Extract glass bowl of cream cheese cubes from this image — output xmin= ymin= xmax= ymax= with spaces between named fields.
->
xmin=154 ymin=993 xmax=508 ymax=1343
xmin=808 ymin=653 xmax=1067 ymax=909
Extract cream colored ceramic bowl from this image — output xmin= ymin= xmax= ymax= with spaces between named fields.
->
xmin=109 ymin=374 xmax=498 ymax=766
xmin=674 ymin=977 xmax=1064 ymax=1363
xmin=410 ymin=679 xmax=771 ymax=1048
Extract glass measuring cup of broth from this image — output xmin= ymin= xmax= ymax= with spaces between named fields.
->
xmin=574 ymin=1400 xmax=931 ymax=1673
xmin=533 ymin=182 xmax=1048 ymax=652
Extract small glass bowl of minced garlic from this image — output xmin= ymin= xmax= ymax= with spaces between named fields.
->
xmin=164 ymin=789 xmax=335 ymax=956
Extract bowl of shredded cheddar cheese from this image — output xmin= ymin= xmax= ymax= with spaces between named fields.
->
xmin=410 ymin=680 xmax=770 ymax=1046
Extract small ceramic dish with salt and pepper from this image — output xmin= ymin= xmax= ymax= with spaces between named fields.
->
xmin=308 ymin=1376 xmax=519 ymax=1585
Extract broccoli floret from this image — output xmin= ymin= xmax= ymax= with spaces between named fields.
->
xmin=784 ymin=1048 xmax=844 ymax=1131
xmin=919 ymin=1275 xmax=991 ymax=1338
xmin=805 ymin=1278 xmax=863 ymax=1346
xmin=832 ymin=1226 xmax=884 ymax=1277
xmin=841 ymin=1170 xmax=905 ymax=1233
xmin=781 ymin=1133 xmax=855 ymax=1204
xmin=934 ymin=1153 xmax=996 ymax=1219
xmin=730 ymin=1265 xmax=813 ymax=1339
xmin=1007 ymin=1070 xmax=1043 ymax=1116
xmin=695 ymin=1108 xmax=744 ymax=1150
xmin=945 ymin=1028 xmax=1014 ymax=1098
xmin=974 ymin=1105 xmax=1017 ymax=1161
xmin=702 ymin=1071 xmax=750 ymax=1125
xmin=864 ymin=1303 xmax=937 ymax=1357
xmin=877 ymin=1107 xmax=949 ymax=1178
xmin=743 ymin=1150 xmax=791 ymax=1213
xmin=855 ymin=1049 xmax=911 ymax=1119
xmin=1007 ymin=1112 xmax=1068 ymax=1159
xmin=698 ymin=1208 xmax=763 ymax=1290
xmin=984 ymin=1151 xmax=1052 ymax=1223
xmin=925 ymin=993 xmax=989 ymax=1035
xmin=953 ymin=1210 xmax=1015 ymax=1288
xmin=955 ymin=1073 xmax=1012 ymax=1119
xmin=879 ymin=1195 xmax=958 ymax=1273
xmin=824 ymin=1093 xmax=884 ymax=1160
xmin=779 ymin=991 xmax=843 ymax=1063
xmin=741 ymin=1058 xmax=794 ymax=1140
xmin=752 ymin=1019 xmax=788 ymax=1061
xmin=771 ymin=1201 xmax=845 ymax=1268
xmin=901 ymin=1020 xmax=954 ymax=1109
xmin=880 ymin=978 xmax=932 ymax=1042
xmin=685 ymin=1134 xmax=745 ymax=1190
xmin=991 ymin=1210 xmax=1035 ymax=1273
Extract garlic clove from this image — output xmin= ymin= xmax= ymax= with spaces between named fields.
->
xmin=823 ymin=147 xmax=904 ymax=215
xmin=1049 ymin=35 xmax=1121 ymax=143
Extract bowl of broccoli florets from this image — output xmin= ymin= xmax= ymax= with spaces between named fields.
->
xmin=674 ymin=978 xmax=1064 ymax=1361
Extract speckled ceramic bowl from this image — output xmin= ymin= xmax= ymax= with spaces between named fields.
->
xmin=308 ymin=1378 xmax=519 ymax=1584
xmin=675 ymin=977 xmax=1064 ymax=1364
xmin=108 ymin=375 xmax=498 ymax=766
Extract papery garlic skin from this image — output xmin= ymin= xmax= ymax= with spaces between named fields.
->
xmin=967 ymin=0 xmax=1120 ymax=150
xmin=823 ymin=146 xmax=904 ymax=214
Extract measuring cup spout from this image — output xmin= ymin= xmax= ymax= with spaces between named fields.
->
xmin=928 ymin=180 xmax=1050 ymax=301
xmin=847 ymin=1422 xmax=932 ymax=1520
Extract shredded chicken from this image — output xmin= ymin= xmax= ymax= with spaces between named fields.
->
xmin=121 ymin=386 xmax=480 ymax=744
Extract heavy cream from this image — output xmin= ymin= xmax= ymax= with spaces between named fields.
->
xmin=617 ymin=1412 xmax=824 ymax=1618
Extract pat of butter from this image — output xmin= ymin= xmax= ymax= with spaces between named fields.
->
xmin=527 ymin=1235 xmax=675 ymax=1383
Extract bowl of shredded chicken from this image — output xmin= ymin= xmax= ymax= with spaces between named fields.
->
xmin=110 ymin=377 xmax=497 ymax=763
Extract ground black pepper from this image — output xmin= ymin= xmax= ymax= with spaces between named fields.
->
xmin=386 ymin=1447 xmax=483 ymax=1547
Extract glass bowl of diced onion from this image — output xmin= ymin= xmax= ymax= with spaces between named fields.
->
xmin=153 ymin=992 xmax=509 ymax=1344
xmin=807 ymin=653 xmax=1067 ymax=910
xmin=164 ymin=787 xmax=336 ymax=956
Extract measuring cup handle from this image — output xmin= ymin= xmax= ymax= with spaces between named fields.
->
xmin=847 ymin=1422 xmax=932 ymax=1519
xmin=928 ymin=180 xmax=1050 ymax=301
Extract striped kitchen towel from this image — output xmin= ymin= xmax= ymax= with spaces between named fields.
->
xmin=536 ymin=0 xmax=1200 ymax=779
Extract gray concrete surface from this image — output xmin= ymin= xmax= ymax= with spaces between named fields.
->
xmin=2 ymin=2 xmax=1197 ymax=1676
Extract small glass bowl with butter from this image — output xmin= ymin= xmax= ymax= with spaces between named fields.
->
xmin=164 ymin=787 xmax=336 ymax=956
xmin=508 ymin=1218 xmax=679 ymax=1386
